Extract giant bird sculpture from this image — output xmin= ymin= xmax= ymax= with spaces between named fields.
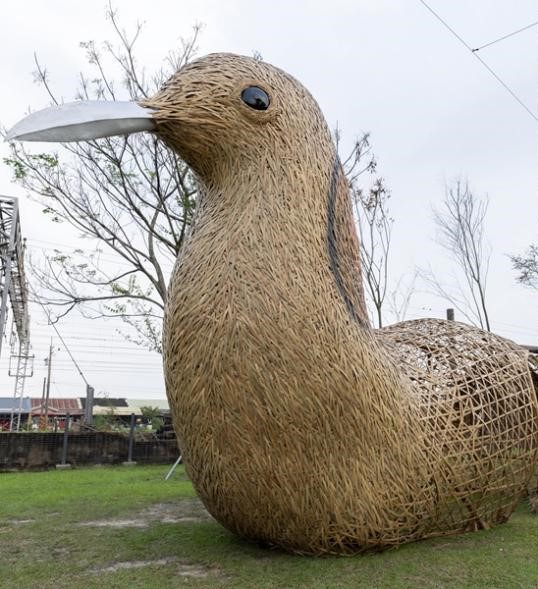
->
xmin=7 ymin=53 xmax=538 ymax=555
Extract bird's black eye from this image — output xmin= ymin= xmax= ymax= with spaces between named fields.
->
xmin=241 ymin=86 xmax=270 ymax=110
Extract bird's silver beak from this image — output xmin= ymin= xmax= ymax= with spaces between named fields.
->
xmin=5 ymin=100 xmax=156 ymax=143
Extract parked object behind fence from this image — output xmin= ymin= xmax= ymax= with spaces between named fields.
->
xmin=7 ymin=53 xmax=538 ymax=555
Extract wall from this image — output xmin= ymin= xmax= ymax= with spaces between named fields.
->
xmin=0 ymin=432 xmax=179 ymax=470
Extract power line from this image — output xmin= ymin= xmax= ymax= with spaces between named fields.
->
xmin=28 ymin=285 xmax=89 ymax=386
xmin=25 ymin=241 xmax=175 ymax=272
xmin=472 ymin=21 xmax=538 ymax=53
xmin=418 ymin=0 xmax=538 ymax=124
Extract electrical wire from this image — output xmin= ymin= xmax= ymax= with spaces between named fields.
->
xmin=28 ymin=285 xmax=89 ymax=386
xmin=472 ymin=21 xmax=538 ymax=53
xmin=418 ymin=0 xmax=538 ymax=124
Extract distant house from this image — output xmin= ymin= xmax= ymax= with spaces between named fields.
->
xmin=77 ymin=397 xmax=169 ymax=418
xmin=0 ymin=395 xmax=170 ymax=431
xmin=30 ymin=398 xmax=83 ymax=419
xmin=125 ymin=399 xmax=172 ymax=433
xmin=126 ymin=399 xmax=170 ymax=414
xmin=0 ymin=397 xmax=31 ymax=430
xmin=80 ymin=397 xmax=142 ymax=418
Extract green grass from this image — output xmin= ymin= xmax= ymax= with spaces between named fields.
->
xmin=1 ymin=465 xmax=538 ymax=589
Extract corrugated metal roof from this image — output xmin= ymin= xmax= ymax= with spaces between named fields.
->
xmin=80 ymin=397 xmax=128 ymax=408
xmin=0 ymin=397 xmax=32 ymax=413
xmin=127 ymin=399 xmax=169 ymax=411
xmin=30 ymin=398 xmax=83 ymax=415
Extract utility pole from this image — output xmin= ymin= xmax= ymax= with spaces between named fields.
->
xmin=84 ymin=384 xmax=95 ymax=426
xmin=39 ymin=376 xmax=46 ymax=429
xmin=43 ymin=339 xmax=53 ymax=430
xmin=31 ymin=286 xmax=93 ymax=427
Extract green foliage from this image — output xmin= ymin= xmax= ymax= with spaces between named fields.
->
xmin=2 ymin=12 xmax=200 ymax=353
xmin=3 ymin=157 xmax=28 ymax=180
xmin=93 ymin=405 xmax=120 ymax=431
xmin=511 ymin=245 xmax=538 ymax=290
xmin=111 ymin=282 xmax=131 ymax=296
xmin=92 ymin=414 xmax=115 ymax=431
xmin=140 ymin=406 xmax=164 ymax=430
xmin=30 ymin=153 xmax=59 ymax=168
xmin=150 ymin=417 xmax=164 ymax=431
xmin=140 ymin=406 xmax=160 ymax=420
xmin=4 ymin=153 xmax=58 ymax=181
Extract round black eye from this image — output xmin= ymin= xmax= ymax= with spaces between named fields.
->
xmin=241 ymin=86 xmax=270 ymax=110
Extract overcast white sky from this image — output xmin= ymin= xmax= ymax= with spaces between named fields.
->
xmin=0 ymin=0 xmax=536 ymax=401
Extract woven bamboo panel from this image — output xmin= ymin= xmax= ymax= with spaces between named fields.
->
xmin=379 ymin=319 xmax=538 ymax=536
xmin=142 ymin=53 xmax=538 ymax=554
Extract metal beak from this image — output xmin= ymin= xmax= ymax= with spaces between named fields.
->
xmin=5 ymin=100 xmax=156 ymax=143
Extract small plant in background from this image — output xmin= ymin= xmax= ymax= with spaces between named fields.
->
xmin=140 ymin=406 xmax=164 ymax=431
xmin=93 ymin=407 xmax=119 ymax=431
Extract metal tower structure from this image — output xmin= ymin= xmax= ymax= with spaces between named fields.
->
xmin=0 ymin=196 xmax=32 ymax=431
xmin=9 ymin=323 xmax=34 ymax=430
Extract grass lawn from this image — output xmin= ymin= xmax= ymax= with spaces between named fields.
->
xmin=1 ymin=465 xmax=538 ymax=589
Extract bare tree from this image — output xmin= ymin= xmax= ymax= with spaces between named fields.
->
xmin=335 ymin=128 xmax=377 ymax=188
xmin=510 ymin=245 xmax=538 ymax=290
xmin=335 ymin=129 xmax=394 ymax=328
xmin=387 ymin=270 xmax=418 ymax=323
xmin=3 ymin=7 xmax=201 ymax=352
xmin=352 ymin=178 xmax=393 ymax=328
xmin=423 ymin=178 xmax=491 ymax=331
xmin=3 ymin=10 xmax=398 ymax=350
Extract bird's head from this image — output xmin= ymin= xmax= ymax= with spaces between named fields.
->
xmin=7 ymin=53 xmax=333 ymax=183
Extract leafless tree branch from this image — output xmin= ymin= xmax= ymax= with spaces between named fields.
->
xmin=510 ymin=245 xmax=538 ymax=290
xmin=428 ymin=178 xmax=491 ymax=330
xmin=336 ymin=129 xmax=393 ymax=328
xmin=3 ymin=12 xmax=200 ymax=351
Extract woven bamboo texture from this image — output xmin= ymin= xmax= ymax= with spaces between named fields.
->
xmin=141 ymin=54 xmax=538 ymax=554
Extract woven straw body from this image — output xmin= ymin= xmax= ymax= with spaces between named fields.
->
xmin=143 ymin=54 xmax=538 ymax=554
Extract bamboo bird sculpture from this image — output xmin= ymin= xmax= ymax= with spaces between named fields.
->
xmin=7 ymin=53 xmax=538 ymax=555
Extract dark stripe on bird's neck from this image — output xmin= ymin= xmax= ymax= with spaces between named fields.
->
xmin=326 ymin=156 xmax=366 ymax=327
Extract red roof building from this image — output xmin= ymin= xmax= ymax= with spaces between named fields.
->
xmin=30 ymin=398 xmax=83 ymax=417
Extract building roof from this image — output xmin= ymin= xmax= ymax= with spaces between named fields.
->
xmin=93 ymin=405 xmax=142 ymax=417
xmin=80 ymin=397 xmax=128 ymax=409
xmin=126 ymin=399 xmax=170 ymax=411
xmin=30 ymin=398 xmax=83 ymax=415
xmin=0 ymin=397 xmax=32 ymax=413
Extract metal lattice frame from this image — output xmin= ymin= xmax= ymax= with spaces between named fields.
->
xmin=9 ymin=329 xmax=34 ymax=431
xmin=0 ymin=196 xmax=32 ymax=431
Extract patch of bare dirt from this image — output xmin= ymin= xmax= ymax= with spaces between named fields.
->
xmin=1 ymin=519 xmax=35 ymax=526
xmin=141 ymin=499 xmax=213 ymax=524
xmin=79 ymin=519 xmax=147 ymax=528
xmin=176 ymin=563 xmax=212 ymax=578
xmin=78 ymin=497 xmax=214 ymax=529
xmin=90 ymin=557 xmax=178 ymax=573
xmin=90 ymin=557 xmax=224 ymax=579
